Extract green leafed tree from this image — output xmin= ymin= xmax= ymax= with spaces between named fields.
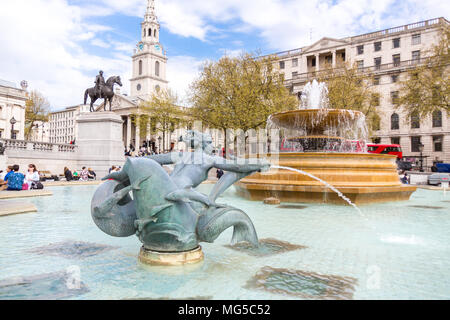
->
xmin=398 ymin=25 xmax=450 ymax=119
xmin=318 ymin=62 xmax=380 ymax=133
xmin=25 ymin=90 xmax=51 ymax=140
xmin=188 ymin=52 xmax=298 ymax=152
xmin=134 ymin=89 xmax=186 ymax=151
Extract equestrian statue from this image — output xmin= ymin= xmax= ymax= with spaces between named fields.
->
xmin=84 ymin=70 xmax=123 ymax=112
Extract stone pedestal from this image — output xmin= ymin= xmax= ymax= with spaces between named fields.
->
xmin=76 ymin=112 xmax=125 ymax=178
xmin=139 ymin=246 xmax=204 ymax=266
xmin=0 ymin=154 xmax=8 ymax=172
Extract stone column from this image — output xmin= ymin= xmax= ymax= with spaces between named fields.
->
xmin=126 ymin=115 xmax=132 ymax=150
xmin=146 ymin=119 xmax=151 ymax=151
xmin=135 ymin=115 xmax=140 ymax=148
xmin=332 ymin=50 xmax=337 ymax=68
xmin=315 ymin=53 xmax=320 ymax=71
xmin=76 ymin=112 xmax=125 ymax=178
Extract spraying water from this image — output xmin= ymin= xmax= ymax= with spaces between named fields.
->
xmin=272 ymin=165 xmax=363 ymax=216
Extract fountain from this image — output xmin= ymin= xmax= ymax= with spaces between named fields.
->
xmin=235 ymin=80 xmax=417 ymax=205
xmin=90 ymin=131 xmax=269 ymax=266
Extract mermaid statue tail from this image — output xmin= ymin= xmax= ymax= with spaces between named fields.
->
xmin=196 ymin=206 xmax=259 ymax=247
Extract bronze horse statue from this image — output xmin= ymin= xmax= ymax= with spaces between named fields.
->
xmin=84 ymin=76 xmax=123 ymax=112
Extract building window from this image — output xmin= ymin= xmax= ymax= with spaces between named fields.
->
xmin=292 ymin=72 xmax=298 ymax=78
xmin=411 ymin=136 xmax=421 ymax=152
xmin=155 ymin=61 xmax=160 ymax=77
xmin=149 ymin=28 xmax=152 ymax=37
xmin=139 ymin=60 xmax=143 ymax=75
xmin=391 ymin=91 xmax=399 ymax=104
xmin=371 ymin=93 xmax=380 ymax=106
xmin=279 ymin=61 xmax=285 ymax=69
xmin=292 ymin=58 xmax=298 ymax=67
xmin=411 ymin=112 xmax=420 ymax=129
xmin=137 ymin=84 xmax=141 ymax=91
xmin=393 ymin=54 xmax=400 ymax=67
xmin=393 ymin=37 xmax=400 ymax=48
xmin=357 ymin=60 xmax=364 ymax=70
xmin=391 ymin=113 xmax=400 ymax=130
xmin=357 ymin=45 xmax=364 ymax=55
xmin=412 ymin=50 xmax=421 ymax=63
xmin=0 ymin=130 xmax=3 ymax=138
xmin=433 ymin=136 xmax=443 ymax=152
xmin=374 ymin=57 xmax=382 ymax=70
xmin=373 ymin=76 xmax=380 ymax=85
xmin=432 ymin=110 xmax=442 ymax=127
xmin=391 ymin=137 xmax=400 ymax=145
xmin=372 ymin=137 xmax=381 ymax=144
xmin=374 ymin=41 xmax=382 ymax=52
xmin=412 ymin=34 xmax=421 ymax=45
xmin=391 ymin=74 xmax=399 ymax=83
xmin=311 ymin=58 xmax=316 ymax=67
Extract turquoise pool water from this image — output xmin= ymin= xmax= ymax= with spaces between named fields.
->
xmin=0 ymin=185 xmax=449 ymax=300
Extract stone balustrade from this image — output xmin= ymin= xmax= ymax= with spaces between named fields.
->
xmin=0 ymin=139 xmax=76 ymax=153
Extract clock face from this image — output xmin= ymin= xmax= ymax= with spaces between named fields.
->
xmin=154 ymin=44 xmax=160 ymax=51
xmin=138 ymin=43 xmax=144 ymax=51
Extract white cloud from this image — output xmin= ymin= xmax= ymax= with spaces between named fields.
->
xmin=0 ymin=0 xmax=130 ymax=108
xmin=166 ymin=56 xmax=204 ymax=105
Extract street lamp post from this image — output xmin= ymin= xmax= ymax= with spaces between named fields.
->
xmin=418 ymin=142 xmax=424 ymax=172
xmin=10 ymin=117 xmax=17 ymax=140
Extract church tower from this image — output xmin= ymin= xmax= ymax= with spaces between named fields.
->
xmin=130 ymin=0 xmax=168 ymax=100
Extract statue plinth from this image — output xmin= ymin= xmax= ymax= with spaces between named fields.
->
xmin=76 ymin=112 xmax=125 ymax=178
xmin=138 ymin=246 xmax=204 ymax=266
xmin=0 ymin=154 xmax=7 ymax=172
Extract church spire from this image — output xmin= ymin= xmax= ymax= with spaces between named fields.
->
xmin=145 ymin=0 xmax=158 ymax=24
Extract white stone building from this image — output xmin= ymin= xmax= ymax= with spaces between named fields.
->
xmin=0 ymin=79 xmax=26 ymax=140
xmin=273 ymin=17 xmax=449 ymax=167
xmin=49 ymin=104 xmax=90 ymax=144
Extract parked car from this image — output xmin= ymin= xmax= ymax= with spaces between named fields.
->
xmin=428 ymin=173 xmax=450 ymax=186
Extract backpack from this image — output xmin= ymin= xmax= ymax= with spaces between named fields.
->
xmin=31 ymin=181 xmax=44 ymax=190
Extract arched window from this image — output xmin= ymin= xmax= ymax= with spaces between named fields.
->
xmin=155 ymin=61 xmax=160 ymax=77
xmin=139 ymin=60 xmax=143 ymax=75
xmin=149 ymin=28 xmax=152 ymax=37
xmin=411 ymin=111 xmax=420 ymax=129
xmin=432 ymin=110 xmax=442 ymax=128
xmin=391 ymin=113 xmax=399 ymax=130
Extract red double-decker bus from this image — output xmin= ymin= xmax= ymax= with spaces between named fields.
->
xmin=367 ymin=144 xmax=403 ymax=159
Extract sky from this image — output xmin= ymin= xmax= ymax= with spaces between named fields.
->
xmin=0 ymin=0 xmax=448 ymax=110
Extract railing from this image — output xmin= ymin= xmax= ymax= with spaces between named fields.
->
xmin=0 ymin=138 xmax=77 ymax=153
xmin=351 ymin=17 xmax=448 ymax=43
xmin=286 ymin=58 xmax=431 ymax=84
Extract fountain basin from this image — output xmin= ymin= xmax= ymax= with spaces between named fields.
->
xmin=235 ymin=153 xmax=417 ymax=205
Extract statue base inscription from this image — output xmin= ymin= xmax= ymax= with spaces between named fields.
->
xmin=138 ymin=246 xmax=204 ymax=266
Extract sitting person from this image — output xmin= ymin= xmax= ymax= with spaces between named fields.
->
xmin=4 ymin=165 xmax=25 ymax=191
xmin=88 ymin=168 xmax=97 ymax=180
xmin=80 ymin=167 xmax=89 ymax=181
xmin=0 ymin=166 xmax=14 ymax=191
xmin=64 ymin=167 xmax=73 ymax=181
xmin=25 ymin=164 xmax=40 ymax=189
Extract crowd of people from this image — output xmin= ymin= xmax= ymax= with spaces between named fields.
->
xmin=63 ymin=167 xmax=97 ymax=181
xmin=0 ymin=164 xmax=43 ymax=191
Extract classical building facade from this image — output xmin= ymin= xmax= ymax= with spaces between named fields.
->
xmin=49 ymin=104 xmax=90 ymax=144
xmin=0 ymin=79 xmax=26 ymax=140
xmin=273 ymin=17 xmax=449 ymax=167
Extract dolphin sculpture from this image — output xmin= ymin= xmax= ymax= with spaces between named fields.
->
xmin=92 ymin=157 xmax=260 ymax=252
